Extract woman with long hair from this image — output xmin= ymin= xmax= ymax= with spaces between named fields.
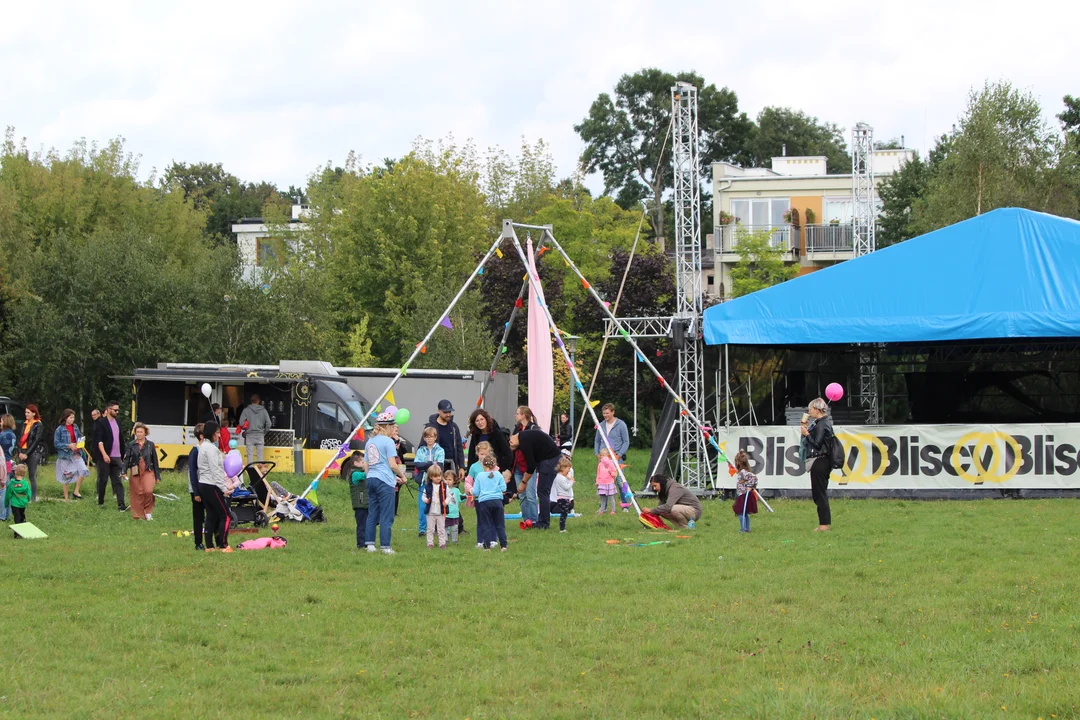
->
xmin=511 ymin=406 xmax=539 ymax=522
xmin=53 ymin=408 xmax=90 ymax=501
xmin=641 ymin=474 xmax=702 ymax=529
xmin=18 ymin=405 xmax=47 ymax=501
xmin=466 ymin=408 xmax=513 ymax=481
xmin=801 ymin=397 xmax=835 ymax=531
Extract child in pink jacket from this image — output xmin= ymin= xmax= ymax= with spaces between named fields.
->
xmin=595 ymin=448 xmax=618 ymax=515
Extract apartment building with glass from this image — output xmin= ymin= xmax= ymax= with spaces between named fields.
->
xmin=706 ymin=149 xmax=915 ymax=301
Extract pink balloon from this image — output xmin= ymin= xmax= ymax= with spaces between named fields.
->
xmin=825 ymin=383 xmax=844 ymax=402
xmin=224 ymin=450 xmax=244 ymax=478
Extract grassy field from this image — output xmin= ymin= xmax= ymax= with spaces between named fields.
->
xmin=3 ymin=448 xmax=1080 ymax=719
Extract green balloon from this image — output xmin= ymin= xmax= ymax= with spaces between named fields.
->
xmin=395 ymin=408 xmax=411 ymax=425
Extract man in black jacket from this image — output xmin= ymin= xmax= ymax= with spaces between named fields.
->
xmin=509 ymin=429 xmax=561 ymax=529
xmin=92 ymin=400 xmax=127 ymax=511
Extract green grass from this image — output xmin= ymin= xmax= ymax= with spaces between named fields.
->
xmin=4 ymin=448 xmax=1080 ymax=718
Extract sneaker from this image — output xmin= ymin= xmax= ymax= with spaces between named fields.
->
xmin=609 ymin=511 xmax=616 ymax=515
xmin=427 ymin=543 xmax=434 ymax=549
xmin=380 ymin=547 xmax=396 ymax=555
xmin=220 ymin=546 xmax=234 ymax=553
xmin=195 ymin=544 xmax=205 ymax=551
xmin=366 ymin=545 xmax=377 ymax=553
xmin=500 ymin=547 xmax=507 ymax=552
xmin=73 ymin=494 xmax=83 ymax=500
xmin=439 ymin=544 xmax=446 ymax=549
xmin=145 ymin=514 xmax=153 ymax=521
xmin=460 ymin=529 xmax=469 ymax=536
xmin=623 ymin=508 xmax=629 ymax=512
xmin=477 ymin=543 xmax=484 ymax=549
xmin=560 ymin=529 xmax=567 ymax=533
xmin=204 ymin=547 xmax=216 ymax=553
xmin=418 ymin=532 xmax=425 ymax=537
xmin=118 ymin=505 xmax=128 ymax=512
xmin=595 ymin=510 xmax=603 ymax=515
xmin=687 ymin=520 xmax=696 ymax=529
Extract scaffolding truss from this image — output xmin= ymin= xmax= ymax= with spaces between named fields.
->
xmin=852 ymin=122 xmax=880 ymax=424
xmin=671 ymin=81 xmax=707 ymax=488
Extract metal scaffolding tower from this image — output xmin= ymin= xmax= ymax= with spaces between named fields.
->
xmin=671 ymin=82 xmax=706 ymax=487
xmin=852 ymin=122 xmax=880 ymax=423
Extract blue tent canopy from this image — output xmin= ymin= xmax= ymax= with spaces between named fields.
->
xmin=702 ymin=208 xmax=1080 ymax=346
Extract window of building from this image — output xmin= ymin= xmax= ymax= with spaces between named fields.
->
xmin=707 ymin=275 xmax=714 ymax=286
xmin=257 ymin=237 xmax=286 ymax=267
xmin=731 ymin=198 xmax=789 ymax=228
xmin=824 ymin=197 xmax=853 ymax=223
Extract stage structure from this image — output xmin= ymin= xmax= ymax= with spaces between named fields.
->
xmin=852 ymin=122 xmax=881 ymax=424
xmin=602 ymin=82 xmax=716 ymax=491
xmin=299 ymin=220 xmax=729 ymax=504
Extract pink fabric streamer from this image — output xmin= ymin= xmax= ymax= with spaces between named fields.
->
xmin=527 ymin=239 xmax=555 ymax=434
xmin=237 ymin=536 xmax=288 ymax=550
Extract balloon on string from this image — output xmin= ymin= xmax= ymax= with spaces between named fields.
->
xmin=385 ymin=405 xmax=398 ymax=415
xmin=396 ymin=408 xmax=411 ymax=425
xmin=223 ymin=450 xmax=243 ymax=478
xmin=825 ymin=383 xmax=844 ymax=402
xmin=201 ymin=383 xmax=212 ymax=399
xmin=229 ymin=439 xmax=238 ymax=450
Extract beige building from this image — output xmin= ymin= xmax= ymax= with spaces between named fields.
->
xmin=706 ymin=149 xmax=915 ymax=301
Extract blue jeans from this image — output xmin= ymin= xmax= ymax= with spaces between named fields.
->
xmin=739 ymin=512 xmax=750 ymax=532
xmin=416 ymin=481 xmax=427 ymax=533
xmin=354 ymin=507 xmax=368 ymax=548
xmin=478 ymin=500 xmax=507 ymax=548
xmin=517 ymin=469 xmax=538 ymax=522
xmin=365 ymin=480 xmax=396 ymax=548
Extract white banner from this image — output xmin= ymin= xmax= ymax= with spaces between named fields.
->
xmin=714 ymin=423 xmax=1080 ymax=490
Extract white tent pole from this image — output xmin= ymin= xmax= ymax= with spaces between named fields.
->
xmin=507 ymin=229 xmax=642 ymax=514
xmin=541 ymin=230 xmax=734 ymax=468
xmin=297 ymin=223 xmax=514 ymax=499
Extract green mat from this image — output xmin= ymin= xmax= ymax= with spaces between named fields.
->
xmin=11 ymin=522 xmax=47 ymax=539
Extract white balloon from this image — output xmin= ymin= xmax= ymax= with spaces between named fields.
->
xmin=201 ymin=383 xmax=212 ymax=399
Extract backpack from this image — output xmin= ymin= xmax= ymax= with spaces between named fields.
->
xmin=829 ymin=435 xmax=845 ymax=470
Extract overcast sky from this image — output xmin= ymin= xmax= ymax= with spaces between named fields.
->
xmin=3 ymin=0 xmax=1077 ymax=195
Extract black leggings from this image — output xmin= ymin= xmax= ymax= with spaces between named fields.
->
xmin=12 ymin=506 xmax=26 ymax=524
xmin=199 ymin=484 xmax=231 ymax=549
xmin=810 ymin=456 xmax=832 ymax=525
xmin=191 ymin=493 xmax=212 ymax=548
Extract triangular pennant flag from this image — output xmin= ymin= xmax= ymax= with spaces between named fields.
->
xmin=563 ymin=257 xmax=570 ymax=267
xmin=420 ymin=345 xmax=427 ymax=354
xmin=658 ymin=377 xmax=665 ymax=388
xmin=580 ymin=279 xmax=590 ymax=289
xmin=385 ymin=390 xmax=395 ymax=406
xmin=538 ymin=246 xmax=549 ymax=256
xmin=477 ymin=267 xmax=484 ymax=275
xmin=589 ymin=400 xmax=600 ymax=408
xmin=440 ymin=316 xmax=454 ymax=330
xmin=495 ymin=248 xmax=503 ymax=258
xmin=515 ymin=298 xmax=523 ymax=309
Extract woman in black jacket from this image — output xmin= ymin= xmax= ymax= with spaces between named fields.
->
xmin=466 ymin=408 xmax=514 ymax=479
xmin=18 ymin=404 xmax=48 ymax=502
xmin=801 ymin=397 xmax=835 ymax=531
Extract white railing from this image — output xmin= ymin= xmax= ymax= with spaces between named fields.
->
xmin=804 ymin=224 xmax=855 ymax=254
xmin=716 ymin=224 xmax=792 ymax=253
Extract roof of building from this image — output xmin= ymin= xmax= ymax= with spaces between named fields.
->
xmin=702 ymin=208 xmax=1080 ymax=346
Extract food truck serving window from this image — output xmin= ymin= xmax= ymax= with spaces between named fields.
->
xmin=137 ymin=381 xmax=185 ymax=425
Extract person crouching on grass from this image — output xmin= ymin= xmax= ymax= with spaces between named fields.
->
xmin=732 ymin=451 xmax=758 ymax=533
xmin=4 ymin=464 xmax=31 ymax=526
xmin=197 ymin=421 xmax=234 ymax=552
xmin=473 ymin=454 xmax=508 ymax=552
xmin=640 ymin=474 xmax=703 ymax=529
xmin=553 ymin=455 xmax=575 ymax=532
xmin=422 ymin=465 xmax=449 ymax=549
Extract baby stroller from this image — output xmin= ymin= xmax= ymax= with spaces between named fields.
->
xmin=230 ymin=462 xmax=275 ymax=528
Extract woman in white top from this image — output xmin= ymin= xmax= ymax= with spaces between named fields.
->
xmin=197 ymin=421 xmax=233 ymax=552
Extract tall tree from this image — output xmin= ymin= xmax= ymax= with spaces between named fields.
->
xmin=727 ymin=229 xmax=797 ymax=298
xmin=747 ymin=107 xmax=851 ymax=173
xmin=1059 ymin=95 xmax=1080 ymax=135
xmin=161 ymin=161 xmax=292 ymax=241
xmin=913 ymin=81 xmax=1059 ymax=232
xmin=876 ymin=135 xmax=951 ymax=247
xmin=575 ymin=68 xmax=752 ymax=238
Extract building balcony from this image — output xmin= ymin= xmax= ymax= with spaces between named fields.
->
xmin=804 ymin=224 xmax=855 ymax=256
xmin=715 ymin=224 xmax=795 ymax=257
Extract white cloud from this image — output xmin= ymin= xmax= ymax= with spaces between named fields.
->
xmin=3 ymin=0 xmax=1077 ymax=195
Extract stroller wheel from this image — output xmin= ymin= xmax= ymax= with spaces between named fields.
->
xmin=254 ymin=511 xmax=268 ymax=528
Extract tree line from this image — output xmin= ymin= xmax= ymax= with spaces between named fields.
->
xmin=1 ymin=72 xmax=1076 ymax=442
